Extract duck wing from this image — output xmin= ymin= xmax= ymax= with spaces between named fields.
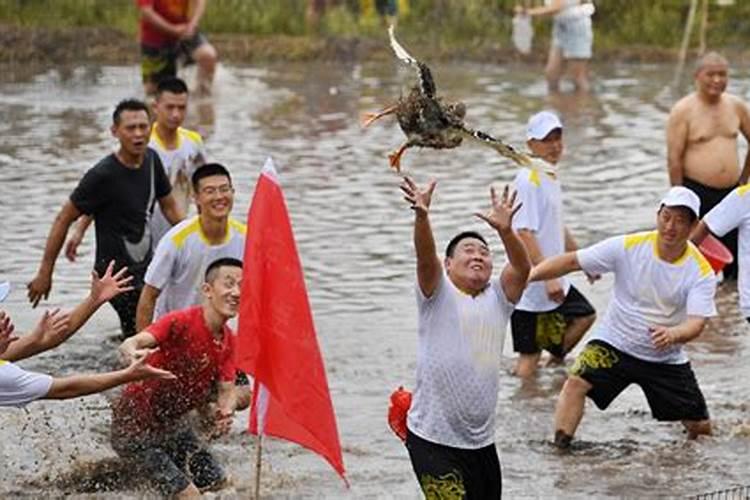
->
xmin=389 ymin=25 xmax=436 ymax=98
xmin=460 ymin=126 xmax=533 ymax=167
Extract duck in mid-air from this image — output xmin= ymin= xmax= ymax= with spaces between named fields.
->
xmin=362 ymin=26 xmax=532 ymax=172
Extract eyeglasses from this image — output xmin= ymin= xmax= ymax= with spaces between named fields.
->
xmin=200 ymin=185 xmax=233 ymax=196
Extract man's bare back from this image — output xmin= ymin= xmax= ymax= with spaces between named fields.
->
xmin=668 ymin=92 xmax=745 ymax=188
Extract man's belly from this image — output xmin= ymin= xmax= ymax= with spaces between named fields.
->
xmin=683 ymin=138 xmax=740 ymax=188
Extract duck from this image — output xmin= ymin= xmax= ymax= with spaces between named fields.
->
xmin=362 ymin=26 xmax=532 ymax=172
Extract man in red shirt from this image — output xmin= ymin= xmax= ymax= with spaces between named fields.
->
xmin=111 ymin=257 xmax=241 ymax=497
xmin=137 ymin=0 xmax=217 ymax=96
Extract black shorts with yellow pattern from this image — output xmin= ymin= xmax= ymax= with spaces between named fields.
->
xmin=570 ymin=340 xmax=710 ymax=421
xmin=141 ymin=32 xmax=208 ymax=85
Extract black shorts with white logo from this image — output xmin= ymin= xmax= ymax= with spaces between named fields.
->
xmin=511 ymin=285 xmax=595 ymax=357
xmin=570 ymin=340 xmax=710 ymax=421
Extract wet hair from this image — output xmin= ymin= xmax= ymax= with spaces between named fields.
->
xmin=156 ymin=77 xmax=189 ymax=97
xmin=445 ymin=231 xmax=488 ymax=258
xmin=694 ymin=51 xmax=729 ymax=74
xmin=192 ymin=163 xmax=233 ymax=191
xmin=658 ymin=205 xmax=698 ymax=224
xmin=112 ymin=98 xmax=150 ymax=125
xmin=205 ymin=257 xmax=243 ymax=282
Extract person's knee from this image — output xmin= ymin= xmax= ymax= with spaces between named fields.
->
xmin=562 ymin=375 xmax=591 ymax=398
xmin=683 ymin=419 xmax=712 ymax=438
xmin=194 ymin=44 xmax=218 ymax=68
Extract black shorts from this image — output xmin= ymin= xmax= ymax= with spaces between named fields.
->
xmin=141 ymin=32 xmax=209 ymax=84
xmin=405 ymin=429 xmax=501 ymax=499
xmin=570 ymin=340 xmax=710 ymax=421
xmin=511 ymin=286 xmax=595 ymax=357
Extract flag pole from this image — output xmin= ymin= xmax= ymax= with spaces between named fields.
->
xmin=254 ymin=433 xmax=263 ymax=499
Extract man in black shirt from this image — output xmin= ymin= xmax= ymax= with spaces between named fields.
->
xmin=27 ymin=99 xmax=184 ymax=337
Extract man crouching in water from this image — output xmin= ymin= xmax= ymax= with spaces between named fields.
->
xmin=111 ymin=257 xmax=244 ymax=497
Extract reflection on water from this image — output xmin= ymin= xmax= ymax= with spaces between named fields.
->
xmin=1 ymin=60 xmax=750 ymax=498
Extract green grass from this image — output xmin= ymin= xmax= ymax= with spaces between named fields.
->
xmin=1 ymin=0 xmax=750 ymax=52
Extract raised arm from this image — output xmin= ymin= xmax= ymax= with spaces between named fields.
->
xmin=136 ymin=284 xmax=162 ymax=332
xmin=27 ymin=200 xmax=82 ymax=307
xmin=400 ymin=177 xmax=442 ymax=298
xmin=475 ymin=185 xmax=530 ymax=303
xmin=666 ymin=103 xmax=689 ymax=186
xmin=158 ymin=193 xmax=186 ymax=226
xmin=119 ymin=331 xmax=159 ymax=365
xmin=44 ymin=355 xmax=174 ymax=400
xmin=528 ymin=251 xmax=582 ymax=283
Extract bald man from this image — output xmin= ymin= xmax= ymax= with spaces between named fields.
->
xmin=666 ymin=52 xmax=750 ymax=279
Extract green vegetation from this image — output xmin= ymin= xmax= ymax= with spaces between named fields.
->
xmin=1 ymin=0 xmax=750 ymax=53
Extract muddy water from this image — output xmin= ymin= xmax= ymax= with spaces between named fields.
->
xmin=1 ymin=60 xmax=749 ymax=499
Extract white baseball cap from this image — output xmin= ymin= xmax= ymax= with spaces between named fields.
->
xmin=526 ymin=111 xmax=563 ymax=140
xmin=660 ymin=186 xmax=701 ymax=218
xmin=0 ymin=281 xmax=9 ymax=303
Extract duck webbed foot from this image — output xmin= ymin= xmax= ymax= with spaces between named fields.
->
xmin=361 ymin=104 xmax=399 ymax=128
xmin=388 ymin=141 xmax=413 ymax=172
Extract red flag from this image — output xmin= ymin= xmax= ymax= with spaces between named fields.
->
xmin=236 ymin=158 xmax=347 ymax=485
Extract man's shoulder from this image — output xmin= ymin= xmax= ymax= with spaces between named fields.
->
xmin=669 ymin=94 xmax=698 ymax=117
xmin=164 ymin=216 xmax=202 ymax=249
xmin=177 ymin=127 xmax=204 ymax=146
xmin=228 ymin=217 xmax=247 ymax=236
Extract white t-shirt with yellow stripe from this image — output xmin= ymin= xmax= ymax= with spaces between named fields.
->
xmin=512 ymin=166 xmax=570 ymax=312
xmin=149 ymin=125 xmax=207 ymax=250
xmin=704 ymin=184 xmax=750 ymax=318
xmin=577 ymin=231 xmax=717 ymax=364
xmin=0 ymin=359 xmax=53 ymax=407
xmin=145 ymin=215 xmax=246 ymax=320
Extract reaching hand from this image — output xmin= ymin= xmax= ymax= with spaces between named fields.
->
xmin=27 ymin=271 xmax=52 ymax=308
xmin=474 ymin=185 xmax=522 ymax=233
xmin=90 ymin=261 xmax=134 ymax=304
xmin=545 ymin=279 xmax=565 ymax=304
xmin=126 ymin=354 xmax=176 ymax=382
xmin=29 ymin=308 xmax=70 ymax=344
xmin=400 ymin=176 xmax=437 ymax=216
xmin=0 ymin=311 xmax=18 ymax=357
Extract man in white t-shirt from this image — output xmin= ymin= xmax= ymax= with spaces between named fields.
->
xmin=692 ymin=184 xmax=750 ymax=320
xmin=135 ymin=163 xmax=245 ymax=332
xmin=65 ymin=77 xmax=206 ymax=259
xmin=1 ymin=267 xmax=173 ymax=408
xmin=529 ymin=187 xmax=716 ymax=448
xmin=400 ymin=176 xmax=530 ymax=498
xmin=511 ymin=111 xmax=596 ymax=378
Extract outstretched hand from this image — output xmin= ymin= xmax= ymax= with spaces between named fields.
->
xmin=474 ymin=185 xmax=522 ymax=233
xmin=400 ymin=176 xmax=437 ymax=216
xmin=91 ymin=260 xmax=134 ymax=305
xmin=28 ymin=308 xmax=71 ymax=344
xmin=126 ymin=353 xmax=176 ymax=381
xmin=0 ymin=311 xmax=18 ymax=357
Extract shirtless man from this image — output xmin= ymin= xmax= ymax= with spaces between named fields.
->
xmin=666 ymin=52 xmax=750 ymax=279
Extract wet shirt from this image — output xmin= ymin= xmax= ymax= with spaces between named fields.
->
xmin=148 ymin=125 xmax=206 ymax=248
xmin=512 ymin=166 xmax=570 ymax=312
xmin=112 ymin=306 xmax=235 ymax=433
xmin=407 ymin=275 xmax=514 ymax=449
xmin=70 ymin=150 xmax=171 ymax=280
xmin=145 ymin=215 xmax=246 ymax=319
xmin=577 ymin=231 xmax=717 ymax=363
xmin=0 ymin=360 xmax=52 ymax=407
xmin=704 ymin=185 xmax=750 ymax=318
xmin=137 ymin=0 xmax=191 ymax=47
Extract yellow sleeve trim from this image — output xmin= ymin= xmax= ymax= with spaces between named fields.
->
xmin=528 ymin=169 xmax=541 ymax=187
xmin=179 ymin=127 xmax=204 ymax=146
xmin=623 ymin=231 xmax=657 ymax=250
xmin=687 ymin=244 xmax=713 ymax=277
xmin=737 ymin=184 xmax=750 ymax=197
xmin=0 ymin=359 xmax=7 ymax=366
xmin=229 ymin=218 xmax=247 ymax=236
xmin=170 ymin=217 xmax=201 ymax=249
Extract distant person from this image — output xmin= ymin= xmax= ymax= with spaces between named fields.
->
xmin=137 ymin=0 xmax=218 ymax=96
xmin=529 ymin=187 xmax=716 ymax=448
xmin=692 ymin=185 xmax=750 ymax=321
xmin=516 ymin=0 xmax=594 ymax=93
xmin=1 ymin=264 xmax=173 ymax=408
xmin=27 ymin=99 xmax=185 ymax=338
xmin=510 ymin=111 xmax=596 ymax=378
xmin=400 ymin=176 xmax=530 ymax=498
xmin=667 ymin=51 xmax=750 ymax=280
xmin=66 ymin=77 xmax=206 ymax=256
xmin=112 ymin=258 xmax=243 ymax=497
xmin=135 ymin=163 xmax=244 ymax=332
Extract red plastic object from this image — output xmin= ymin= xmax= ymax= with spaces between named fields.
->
xmin=388 ymin=386 xmax=412 ymax=442
xmin=698 ymin=233 xmax=734 ymax=274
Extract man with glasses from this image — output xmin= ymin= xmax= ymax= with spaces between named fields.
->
xmin=135 ymin=163 xmax=244 ymax=332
